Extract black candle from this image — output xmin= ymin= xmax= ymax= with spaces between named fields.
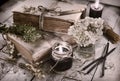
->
xmin=89 ymin=3 xmax=104 ymax=18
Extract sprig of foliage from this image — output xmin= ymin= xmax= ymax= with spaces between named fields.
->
xmin=0 ymin=23 xmax=43 ymax=42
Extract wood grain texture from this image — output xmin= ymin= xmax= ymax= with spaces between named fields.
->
xmin=0 ymin=0 xmax=120 ymax=81
xmin=89 ymin=0 xmax=120 ymax=7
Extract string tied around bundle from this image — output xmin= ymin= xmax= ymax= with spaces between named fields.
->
xmin=37 ymin=5 xmax=61 ymax=29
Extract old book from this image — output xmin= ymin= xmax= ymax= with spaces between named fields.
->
xmin=12 ymin=0 xmax=86 ymax=33
xmin=6 ymin=34 xmax=56 ymax=64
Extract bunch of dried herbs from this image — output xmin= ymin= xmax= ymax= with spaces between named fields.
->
xmin=0 ymin=24 xmax=43 ymax=42
xmin=68 ymin=17 xmax=104 ymax=47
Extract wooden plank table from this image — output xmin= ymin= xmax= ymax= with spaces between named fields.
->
xmin=0 ymin=0 xmax=120 ymax=81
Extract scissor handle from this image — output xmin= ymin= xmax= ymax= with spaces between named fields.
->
xmin=38 ymin=5 xmax=46 ymax=12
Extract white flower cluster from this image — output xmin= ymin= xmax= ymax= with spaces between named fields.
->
xmin=68 ymin=17 xmax=104 ymax=47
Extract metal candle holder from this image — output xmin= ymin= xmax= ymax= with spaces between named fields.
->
xmin=50 ymin=42 xmax=73 ymax=71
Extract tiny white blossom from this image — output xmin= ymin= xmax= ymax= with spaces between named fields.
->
xmin=68 ymin=17 xmax=104 ymax=47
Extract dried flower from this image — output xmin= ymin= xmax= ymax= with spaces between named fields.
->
xmin=68 ymin=17 xmax=104 ymax=47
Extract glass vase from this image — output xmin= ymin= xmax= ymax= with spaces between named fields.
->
xmin=75 ymin=44 xmax=95 ymax=60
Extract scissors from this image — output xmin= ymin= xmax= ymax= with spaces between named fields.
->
xmin=38 ymin=5 xmax=61 ymax=16
xmin=38 ymin=5 xmax=84 ymax=16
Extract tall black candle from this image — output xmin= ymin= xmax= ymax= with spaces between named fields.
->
xmin=89 ymin=0 xmax=104 ymax=18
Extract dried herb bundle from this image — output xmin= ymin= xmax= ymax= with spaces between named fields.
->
xmin=0 ymin=24 xmax=43 ymax=42
xmin=103 ymin=22 xmax=120 ymax=44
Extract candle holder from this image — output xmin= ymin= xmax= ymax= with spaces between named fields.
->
xmin=50 ymin=42 xmax=73 ymax=72
xmin=89 ymin=3 xmax=104 ymax=18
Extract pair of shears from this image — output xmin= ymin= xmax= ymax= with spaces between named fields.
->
xmin=38 ymin=5 xmax=61 ymax=16
xmin=38 ymin=5 xmax=84 ymax=16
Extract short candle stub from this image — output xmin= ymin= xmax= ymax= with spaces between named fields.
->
xmin=89 ymin=3 xmax=104 ymax=18
xmin=50 ymin=42 xmax=73 ymax=72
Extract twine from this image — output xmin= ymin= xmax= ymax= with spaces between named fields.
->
xmin=38 ymin=5 xmax=61 ymax=29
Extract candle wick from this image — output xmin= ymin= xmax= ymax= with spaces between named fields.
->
xmin=94 ymin=7 xmax=99 ymax=10
xmin=59 ymin=45 xmax=63 ymax=54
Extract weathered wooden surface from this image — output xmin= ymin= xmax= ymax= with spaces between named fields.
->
xmin=0 ymin=0 xmax=120 ymax=81
xmin=89 ymin=0 xmax=120 ymax=7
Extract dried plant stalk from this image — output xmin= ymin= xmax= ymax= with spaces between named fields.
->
xmin=103 ymin=23 xmax=120 ymax=44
